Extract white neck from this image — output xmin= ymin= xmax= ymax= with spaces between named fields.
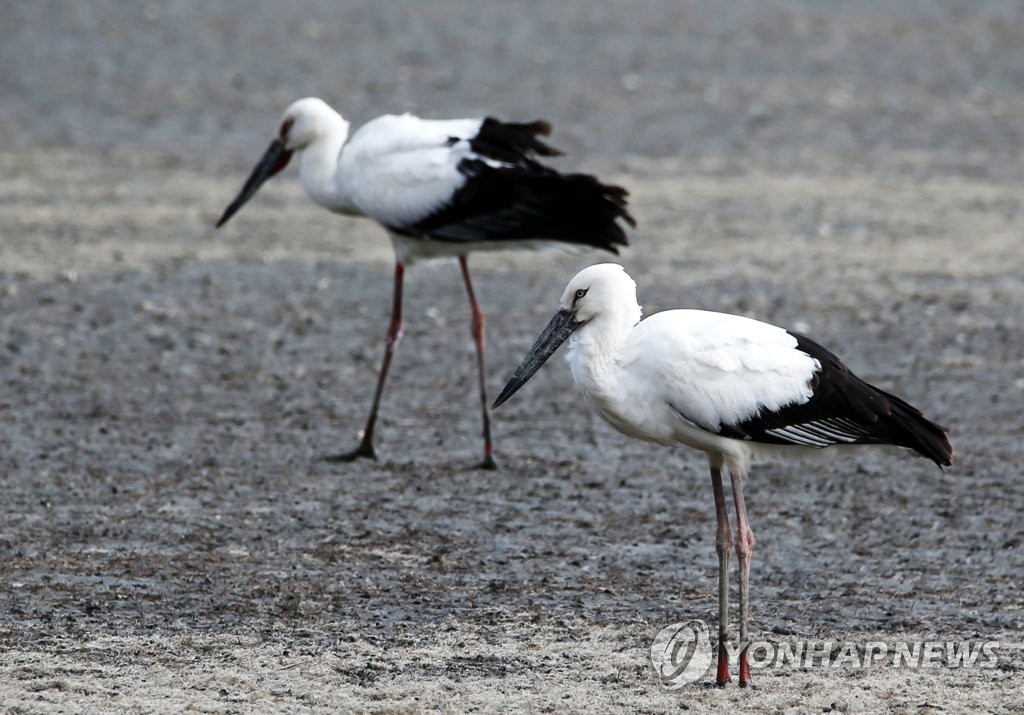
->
xmin=566 ymin=302 xmax=642 ymax=396
xmin=297 ymin=120 xmax=352 ymax=212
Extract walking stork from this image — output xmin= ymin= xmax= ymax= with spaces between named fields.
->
xmin=216 ymin=98 xmax=634 ymax=467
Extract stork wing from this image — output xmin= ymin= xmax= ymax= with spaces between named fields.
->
xmin=625 ymin=310 xmax=823 ymax=437
xmin=338 ymin=114 xmax=554 ymax=229
xmin=338 ymin=114 xmax=631 ymax=251
xmin=628 ymin=309 xmax=935 ymax=451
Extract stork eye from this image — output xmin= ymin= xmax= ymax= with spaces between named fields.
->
xmin=573 ymin=288 xmax=588 ymax=302
xmin=278 ymin=117 xmax=295 ymax=141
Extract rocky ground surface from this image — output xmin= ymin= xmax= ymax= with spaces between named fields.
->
xmin=1 ymin=1 xmax=1022 ymax=712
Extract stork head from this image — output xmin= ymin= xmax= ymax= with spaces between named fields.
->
xmin=277 ymin=97 xmax=348 ymax=152
xmin=557 ymin=263 xmax=639 ymax=328
xmin=492 ymin=263 xmax=641 ymax=409
xmin=215 ymin=97 xmax=347 ymax=228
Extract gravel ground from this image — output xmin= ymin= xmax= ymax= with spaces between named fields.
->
xmin=1 ymin=2 xmax=1023 ymax=713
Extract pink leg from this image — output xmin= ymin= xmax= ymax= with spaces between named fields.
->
xmin=730 ymin=465 xmax=756 ymax=687
xmin=458 ymin=256 xmax=497 ymax=470
xmin=323 ymin=261 xmax=404 ymax=462
xmin=710 ymin=463 xmax=732 ymax=686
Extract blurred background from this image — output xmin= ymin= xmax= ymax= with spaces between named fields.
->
xmin=3 ymin=0 xmax=1022 ymax=172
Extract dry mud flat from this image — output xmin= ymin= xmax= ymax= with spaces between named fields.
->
xmin=3 ymin=1 xmax=1024 ymax=711
xmin=0 ymin=149 xmax=1022 ymax=712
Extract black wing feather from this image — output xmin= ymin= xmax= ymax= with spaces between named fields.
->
xmin=469 ymin=117 xmax=561 ymax=161
xmin=391 ymin=118 xmax=634 ymax=253
xmin=719 ymin=332 xmax=953 ymax=466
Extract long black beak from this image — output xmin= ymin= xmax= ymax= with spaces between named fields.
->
xmin=215 ymin=139 xmax=294 ymax=228
xmin=492 ymin=308 xmax=580 ymax=409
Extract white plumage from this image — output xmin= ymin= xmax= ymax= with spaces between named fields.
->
xmin=493 ymin=263 xmax=952 ymax=687
xmin=216 ymin=98 xmax=634 ymax=467
xmin=333 ymin=112 xmax=486 ymax=246
xmin=579 ymin=308 xmax=820 ymax=453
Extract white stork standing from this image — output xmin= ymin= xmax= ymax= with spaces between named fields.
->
xmin=493 ymin=263 xmax=953 ymax=687
xmin=216 ymin=98 xmax=634 ymax=468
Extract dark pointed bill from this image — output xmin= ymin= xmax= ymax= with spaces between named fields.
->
xmin=492 ymin=308 xmax=580 ymax=409
xmin=215 ymin=139 xmax=294 ymax=228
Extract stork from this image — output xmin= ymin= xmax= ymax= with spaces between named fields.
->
xmin=217 ymin=98 xmax=634 ymax=467
xmin=493 ymin=263 xmax=953 ymax=686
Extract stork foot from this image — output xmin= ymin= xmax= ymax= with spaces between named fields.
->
xmin=320 ymin=442 xmax=377 ymax=463
xmin=715 ymin=644 xmax=731 ymax=687
xmin=475 ymin=455 xmax=498 ymax=471
xmin=739 ymin=646 xmax=752 ymax=687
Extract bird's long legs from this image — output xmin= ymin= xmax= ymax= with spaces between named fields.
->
xmin=458 ymin=256 xmax=497 ymax=470
xmin=323 ymin=261 xmax=405 ymax=462
xmin=710 ymin=464 xmax=733 ymax=686
xmin=730 ymin=465 xmax=756 ymax=687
